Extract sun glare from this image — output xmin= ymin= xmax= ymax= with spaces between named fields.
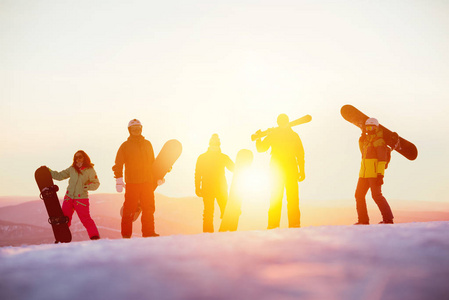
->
xmin=237 ymin=164 xmax=273 ymax=205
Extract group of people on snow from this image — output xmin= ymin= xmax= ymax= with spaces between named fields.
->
xmin=44 ymin=114 xmax=394 ymax=240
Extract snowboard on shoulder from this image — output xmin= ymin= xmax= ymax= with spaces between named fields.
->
xmin=251 ymin=115 xmax=312 ymax=141
xmin=120 ymin=139 xmax=183 ymax=221
xmin=219 ymin=149 xmax=254 ymax=232
xmin=341 ymin=105 xmax=418 ymax=160
xmin=35 ymin=166 xmax=72 ymax=243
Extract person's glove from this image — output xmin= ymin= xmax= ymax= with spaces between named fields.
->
xmin=116 ymin=177 xmax=126 ymax=193
xmin=359 ymin=132 xmax=367 ymax=142
xmin=195 ymin=187 xmax=202 ymax=197
xmin=377 ymin=174 xmax=384 ymax=186
xmin=157 ymin=178 xmax=165 ymax=186
xmin=298 ymin=172 xmax=306 ymax=182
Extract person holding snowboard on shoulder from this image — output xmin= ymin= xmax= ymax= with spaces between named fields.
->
xmin=255 ymin=113 xmax=305 ymax=229
xmin=47 ymin=150 xmax=100 ymax=240
xmin=113 ymin=119 xmax=160 ymax=238
xmin=195 ymin=134 xmax=235 ymax=233
xmin=354 ymin=118 xmax=394 ymax=225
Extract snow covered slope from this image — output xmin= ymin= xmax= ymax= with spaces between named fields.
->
xmin=1 ymin=222 xmax=449 ymax=300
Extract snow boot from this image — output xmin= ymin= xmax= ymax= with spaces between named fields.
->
xmin=379 ymin=220 xmax=394 ymax=224
xmin=143 ymin=232 xmax=160 ymax=237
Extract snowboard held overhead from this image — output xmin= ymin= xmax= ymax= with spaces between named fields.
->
xmin=341 ymin=105 xmax=418 ymax=160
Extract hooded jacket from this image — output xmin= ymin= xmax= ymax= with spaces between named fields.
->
xmin=195 ymin=148 xmax=234 ymax=197
xmin=50 ymin=166 xmax=100 ymax=199
xmin=113 ymin=135 xmax=155 ymax=184
xmin=359 ymin=129 xmax=388 ymax=178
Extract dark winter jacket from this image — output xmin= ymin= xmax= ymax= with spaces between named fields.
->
xmin=359 ymin=129 xmax=388 ymax=178
xmin=113 ymin=135 xmax=155 ymax=184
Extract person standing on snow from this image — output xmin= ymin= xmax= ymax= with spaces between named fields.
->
xmin=255 ymin=114 xmax=305 ymax=229
xmin=354 ymin=118 xmax=394 ymax=225
xmin=113 ymin=119 xmax=159 ymax=238
xmin=195 ymin=134 xmax=235 ymax=233
xmin=48 ymin=150 xmax=100 ymax=240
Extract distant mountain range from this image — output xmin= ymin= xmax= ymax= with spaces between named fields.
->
xmin=1 ymin=193 xmax=449 ymax=247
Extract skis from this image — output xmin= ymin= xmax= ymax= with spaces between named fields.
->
xmin=251 ymin=115 xmax=312 ymax=141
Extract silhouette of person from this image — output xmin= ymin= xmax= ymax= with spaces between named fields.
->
xmin=113 ymin=119 xmax=159 ymax=238
xmin=354 ymin=118 xmax=394 ymax=225
xmin=256 ymin=114 xmax=305 ymax=229
xmin=195 ymin=134 xmax=235 ymax=233
xmin=48 ymin=150 xmax=100 ymax=240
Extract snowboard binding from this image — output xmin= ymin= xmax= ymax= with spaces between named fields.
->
xmin=48 ymin=215 xmax=69 ymax=225
xmin=390 ymin=132 xmax=401 ymax=151
xmin=39 ymin=185 xmax=59 ymax=200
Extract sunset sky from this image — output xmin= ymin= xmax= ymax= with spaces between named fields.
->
xmin=1 ymin=0 xmax=448 ymax=205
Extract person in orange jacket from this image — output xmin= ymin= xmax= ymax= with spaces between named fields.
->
xmin=256 ymin=114 xmax=305 ymax=229
xmin=354 ymin=118 xmax=394 ymax=225
xmin=113 ymin=119 xmax=159 ymax=238
xmin=195 ymin=134 xmax=234 ymax=233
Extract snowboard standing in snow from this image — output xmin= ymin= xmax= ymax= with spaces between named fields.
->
xmin=219 ymin=149 xmax=254 ymax=232
xmin=341 ymin=105 xmax=418 ymax=160
xmin=251 ymin=114 xmax=312 ymax=141
xmin=120 ymin=139 xmax=182 ymax=221
xmin=35 ymin=166 xmax=72 ymax=243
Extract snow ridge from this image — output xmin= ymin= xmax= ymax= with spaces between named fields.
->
xmin=1 ymin=222 xmax=449 ymax=300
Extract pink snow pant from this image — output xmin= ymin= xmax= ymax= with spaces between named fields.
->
xmin=62 ymin=196 xmax=99 ymax=239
